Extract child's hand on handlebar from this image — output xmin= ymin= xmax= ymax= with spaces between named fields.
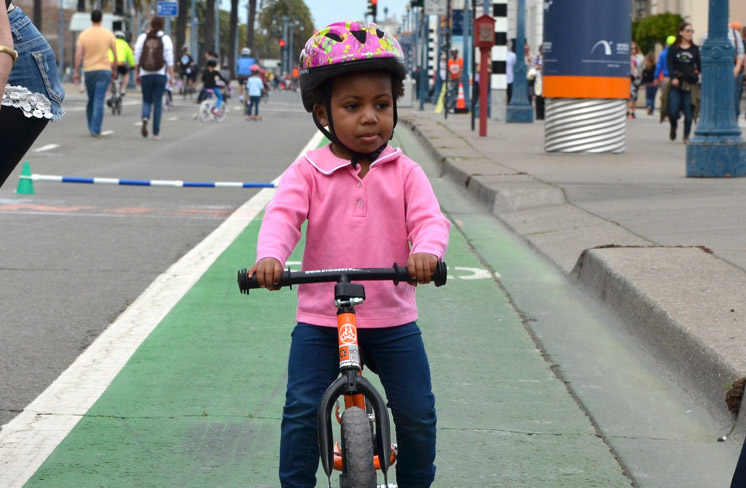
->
xmin=407 ymin=253 xmax=439 ymax=286
xmin=248 ymin=257 xmax=283 ymax=290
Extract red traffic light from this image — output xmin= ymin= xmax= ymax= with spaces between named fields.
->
xmin=279 ymin=38 xmax=286 ymax=47
xmin=371 ymin=0 xmax=377 ymax=4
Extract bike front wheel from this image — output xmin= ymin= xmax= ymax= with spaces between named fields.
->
xmin=340 ymin=407 xmax=376 ymax=488
xmin=199 ymin=100 xmax=213 ymax=122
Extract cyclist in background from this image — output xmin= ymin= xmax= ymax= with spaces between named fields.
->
xmin=201 ymin=57 xmax=227 ymax=114
xmin=236 ymin=46 xmax=256 ymax=101
xmin=108 ymin=31 xmax=135 ymax=96
xmin=177 ymin=45 xmax=196 ymax=94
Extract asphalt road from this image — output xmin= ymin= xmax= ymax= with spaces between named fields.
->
xmin=0 ymin=88 xmax=315 ymax=427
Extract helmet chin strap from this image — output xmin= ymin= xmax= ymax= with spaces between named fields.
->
xmin=312 ymin=84 xmax=398 ymax=169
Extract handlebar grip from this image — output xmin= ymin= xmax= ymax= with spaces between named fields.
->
xmin=392 ymin=261 xmax=448 ymax=287
xmin=237 ymin=268 xmax=294 ymax=294
xmin=237 ymin=268 xmax=258 ymax=294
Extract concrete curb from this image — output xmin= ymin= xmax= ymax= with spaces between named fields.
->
xmin=400 ymin=114 xmax=746 ymax=433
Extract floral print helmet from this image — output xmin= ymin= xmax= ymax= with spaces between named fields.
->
xmin=299 ymin=20 xmax=406 ymax=112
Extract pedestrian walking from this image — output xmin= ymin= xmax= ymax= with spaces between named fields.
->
xmin=74 ymin=10 xmax=117 ymax=137
xmin=245 ymin=64 xmax=263 ymax=120
xmin=641 ymin=52 xmax=657 ymax=115
xmin=627 ymin=42 xmax=642 ymax=119
xmin=1 ymin=0 xmax=64 ymax=186
xmin=250 ymin=20 xmax=450 ymax=488
xmin=506 ymin=42 xmax=516 ymax=105
xmin=134 ymin=16 xmax=174 ymax=139
xmin=666 ymin=22 xmax=701 ymax=144
xmin=446 ymin=48 xmax=463 ymax=112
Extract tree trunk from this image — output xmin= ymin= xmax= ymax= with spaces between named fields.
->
xmin=205 ymin=0 xmax=215 ymax=55
xmin=246 ymin=0 xmax=256 ymax=49
xmin=228 ymin=0 xmax=238 ymax=79
xmin=176 ymin=0 xmax=188 ymax=59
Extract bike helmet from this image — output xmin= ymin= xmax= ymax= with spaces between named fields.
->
xmin=250 ymin=64 xmax=261 ymax=72
xmin=114 ymin=30 xmax=125 ymax=39
xmin=299 ymin=21 xmax=406 ymax=167
xmin=207 ymin=58 xmax=218 ymax=68
xmin=241 ymin=47 xmax=251 ymax=56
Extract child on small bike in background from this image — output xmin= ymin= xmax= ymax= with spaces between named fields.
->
xmin=248 ymin=21 xmax=450 ymax=488
xmin=200 ymin=58 xmax=227 ymax=114
xmin=245 ymin=64 xmax=263 ymax=121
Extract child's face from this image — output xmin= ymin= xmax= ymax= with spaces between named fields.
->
xmin=314 ymin=71 xmax=394 ymax=160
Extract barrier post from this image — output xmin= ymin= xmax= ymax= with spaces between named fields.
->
xmin=542 ymin=0 xmax=630 ymax=153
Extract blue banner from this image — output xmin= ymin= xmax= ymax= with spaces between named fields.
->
xmin=543 ymin=0 xmax=631 ymax=78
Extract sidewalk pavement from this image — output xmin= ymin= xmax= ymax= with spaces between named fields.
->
xmin=399 ymin=107 xmax=746 ymax=437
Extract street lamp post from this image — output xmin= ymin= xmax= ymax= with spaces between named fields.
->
xmin=282 ymin=15 xmax=289 ymax=77
xmin=686 ymin=0 xmax=746 ymax=177
xmin=505 ymin=0 xmax=533 ymax=123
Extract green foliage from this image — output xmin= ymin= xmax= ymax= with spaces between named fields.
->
xmin=257 ymin=0 xmax=315 ymax=63
xmin=633 ymin=12 xmax=686 ymax=54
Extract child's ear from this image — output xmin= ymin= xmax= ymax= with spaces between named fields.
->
xmin=313 ymin=103 xmax=329 ymax=127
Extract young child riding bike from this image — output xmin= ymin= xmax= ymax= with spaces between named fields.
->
xmin=200 ymin=58 xmax=227 ymax=113
xmin=247 ymin=20 xmax=450 ymax=488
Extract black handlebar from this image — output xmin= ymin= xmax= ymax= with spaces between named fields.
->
xmin=237 ymin=261 xmax=447 ymax=294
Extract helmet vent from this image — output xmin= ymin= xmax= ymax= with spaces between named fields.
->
xmin=351 ymin=30 xmax=367 ymax=44
xmin=325 ymin=32 xmax=343 ymax=42
xmin=376 ymin=29 xmax=385 ymax=39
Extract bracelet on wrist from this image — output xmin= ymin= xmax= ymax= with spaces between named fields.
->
xmin=0 ymin=45 xmax=18 ymax=67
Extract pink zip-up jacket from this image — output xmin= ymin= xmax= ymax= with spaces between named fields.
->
xmin=256 ymin=143 xmax=450 ymax=328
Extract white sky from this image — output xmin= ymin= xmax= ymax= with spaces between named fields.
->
xmin=305 ymin=0 xmax=408 ymax=30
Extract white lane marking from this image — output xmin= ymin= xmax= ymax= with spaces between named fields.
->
xmin=167 ymin=116 xmax=179 ymax=121
xmin=101 ymin=130 xmax=115 ymax=136
xmin=453 ymin=266 xmax=493 ymax=280
xmin=0 ymin=130 xmax=324 ymax=487
xmin=33 ymin=144 xmax=59 ymax=153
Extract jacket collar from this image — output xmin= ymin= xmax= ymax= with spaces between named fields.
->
xmin=304 ymin=143 xmax=401 ymax=175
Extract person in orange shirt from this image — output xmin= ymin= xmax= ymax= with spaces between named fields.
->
xmin=446 ymin=49 xmax=463 ymax=112
xmin=74 ymin=10 xmax=117 ymax=137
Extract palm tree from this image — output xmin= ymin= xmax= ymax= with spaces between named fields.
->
xmin=246 ymin=0 xmax=257 ymax=49
xmin=205 ymin=0 xmax=216 ymax=54
xmin=176 ymin=0 xmax=189 ymax=57
xmin=257 ymin=0 xmax=314 ymax=61
xmin=228 ymin=0 xmax=238 ymax=78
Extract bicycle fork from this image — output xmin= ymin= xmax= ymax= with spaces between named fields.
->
xmin=317 ymin=279 xmax=393 ymax=487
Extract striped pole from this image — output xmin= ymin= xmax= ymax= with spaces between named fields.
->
xmin=21 ymin=174 xmax=277 ymax=189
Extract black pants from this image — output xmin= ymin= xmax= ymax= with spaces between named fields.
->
xmin=733 ymin=437 xmax=746 ymax=487
xmin=0 ymin=106 xmax=49 ymax=187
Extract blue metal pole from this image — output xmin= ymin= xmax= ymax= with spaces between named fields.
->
xmin=686 ymin=0 xmax=746 ymax=177
xmin=505 ymin=0 xmax=533 ymax=123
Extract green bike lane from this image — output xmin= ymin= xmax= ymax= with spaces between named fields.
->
xmin=18 ymin=135 xmax=633 ymax=487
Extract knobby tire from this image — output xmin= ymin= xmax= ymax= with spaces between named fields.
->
xmin=340 ymin=407 xmax=376 ymax=488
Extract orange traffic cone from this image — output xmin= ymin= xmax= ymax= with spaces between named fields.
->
xmin=455 ymin=82 xmax=468 ymax=113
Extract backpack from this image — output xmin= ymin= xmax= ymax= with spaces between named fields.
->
xmin=140 ymin=33 xmax=164 ymax=71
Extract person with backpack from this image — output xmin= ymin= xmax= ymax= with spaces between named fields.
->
xmin=134 ymin=16 xmax=174 ymax=139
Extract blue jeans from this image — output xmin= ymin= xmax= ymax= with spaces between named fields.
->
xmin=140 ymin=74 xmax=167 ymax=135
xmin=84 ymin=70 xmax=111 ymax=135
xmin=247 ymin=95 xmax=260 ymax=116
xmin=280 ymin=322 xmax=436 ymax=488
xmin=645 ymin=85 xmax=657 ymax=110
xmin=7 ymin=6 xmax=64 ymax=120
xmin=668 ymin=85 xmax=693 ymax=139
